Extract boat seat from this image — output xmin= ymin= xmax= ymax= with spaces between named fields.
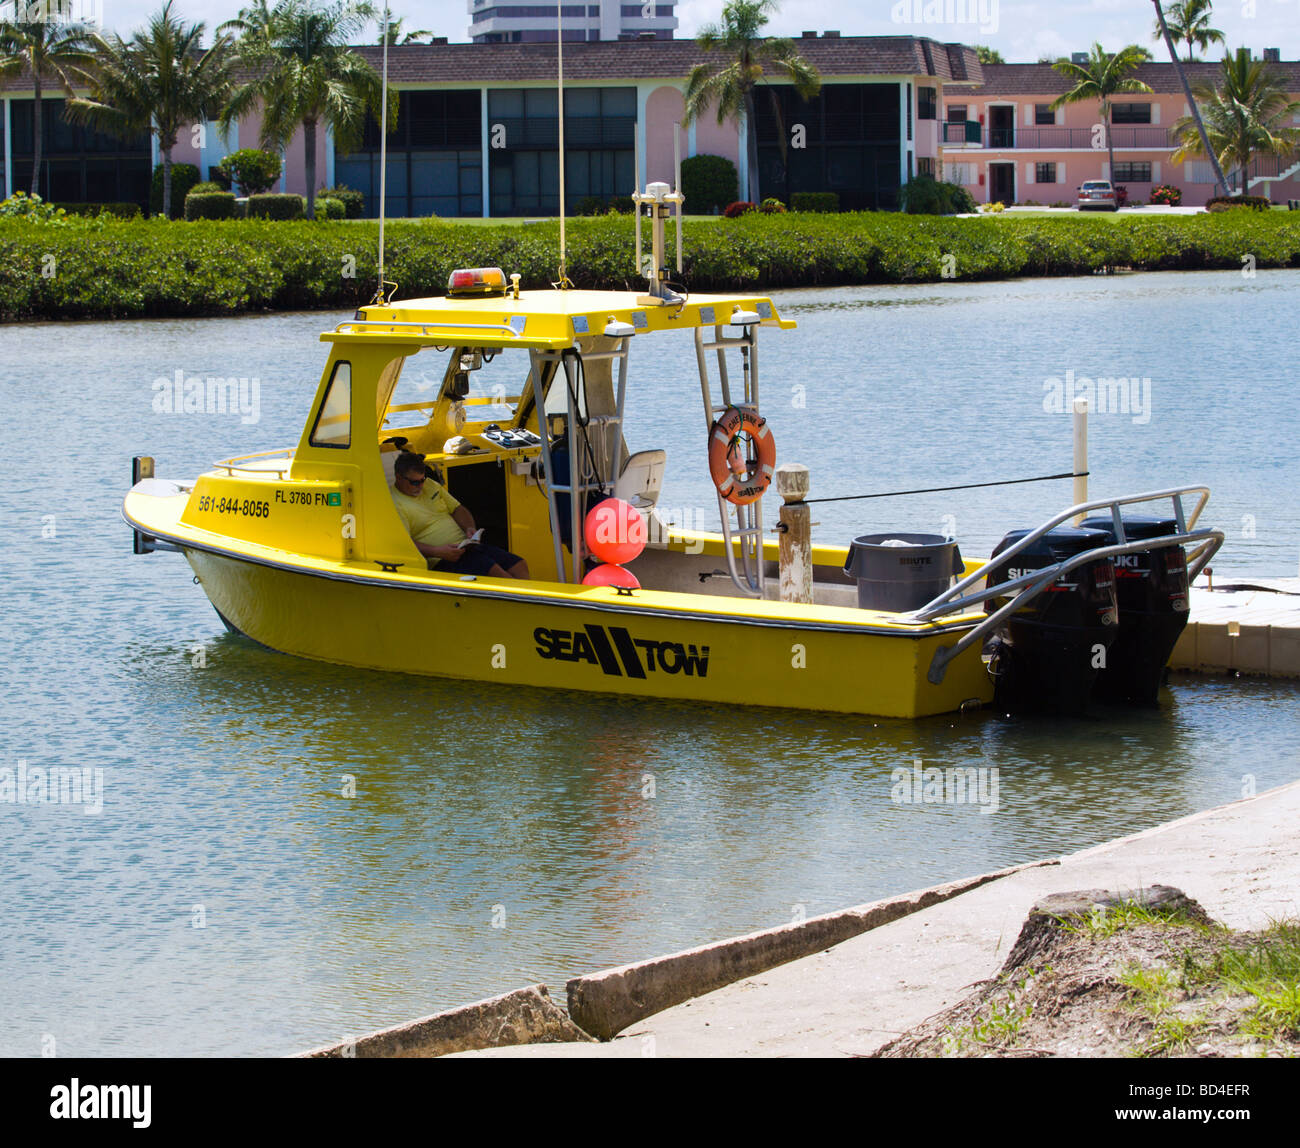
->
xmin=614 ymin=449 xmax=666 ymax=509
xmin=381 ymin=448 xmax=399 ymax=486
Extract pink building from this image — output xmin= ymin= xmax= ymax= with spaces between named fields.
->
xmin=941 ymin=60 xmax=1300 ymax=207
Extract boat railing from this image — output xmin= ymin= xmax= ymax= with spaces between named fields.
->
xmin=916 ymin=487 xmax=1224 ymax=684
xmin=213 ymin=448 xmax=297 ymax=478
xmin=334 ymin=319 xmax=524 ymax=339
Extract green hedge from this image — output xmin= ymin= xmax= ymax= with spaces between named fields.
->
xmin=315 ymin=196 xmax=345 ymax=221
xmin=319 ymin=185 xmax=364 ymax=219
xmin=790 ymin=192 xmax=840 ymax=213
xmin=249 ymin=193 xmax=306 ymax=220
xmin=184 ymin=192 xmax=237 ymax=221
xmin=150 ymin=163 xmax=201 ymax=218
xmin=2 ymin=212 xmax=1298 ymax=321
xmin=681 ymin=154 xmax=739 ymax=215
xmin=52 ymin=202 xmax=142 ymax=219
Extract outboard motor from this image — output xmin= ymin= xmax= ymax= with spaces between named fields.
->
xmin=982 ymin=526 xmax=1119 ymax=714
xmin=1078 ymin=515 xmax=1189 ymax=706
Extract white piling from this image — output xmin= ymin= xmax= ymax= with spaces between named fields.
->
xmin=1073 ymin=396 xmax=1089 ymax=523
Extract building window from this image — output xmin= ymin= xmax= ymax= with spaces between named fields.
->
xmin=1184 ymin=160 xmax=1217 ymax=183
xmin=1111 ymin=103 xmax=1151 ymax=124
xmin=947 ymin=163 xmax=973 ymax=185
xmin=906 ymin=83 xmax=912 ymax=140
xmin=1034 ymin=104 xmax=1055 ymax=125
xmin=1035 ymin=162 xmax=1057 ymax=184
xmin=918 ymin=157 xmax=935 ymax=176
xmin=946 ymin=104 xmax=967 ymax=123
xmin=1112 ymin=161 xmax=1152 ymax=182
xmin=918 ymin=87 xmax=936 ymax=120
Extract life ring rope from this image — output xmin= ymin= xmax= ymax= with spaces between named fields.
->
xmin=708 ymin=406 xmax=776 ymax=507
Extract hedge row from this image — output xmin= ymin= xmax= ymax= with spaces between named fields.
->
xmin=1 ymin=211 xmax=1298 ymax=321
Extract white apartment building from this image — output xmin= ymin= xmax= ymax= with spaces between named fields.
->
xmin=468 ymin=0 xmax=678 ymax=44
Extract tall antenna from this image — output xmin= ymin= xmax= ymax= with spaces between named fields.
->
xmin=374 ymin=2 xmax=391 ymax=304
xmin=556 ymin=0 xmax=569 ymax=288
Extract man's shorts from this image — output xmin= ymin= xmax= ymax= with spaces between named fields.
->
xmin=434 ymin=543 xmax=523 ymax=576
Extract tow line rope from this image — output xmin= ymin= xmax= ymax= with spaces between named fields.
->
xmin=803 ymin=471 xmax=1089 ymax=505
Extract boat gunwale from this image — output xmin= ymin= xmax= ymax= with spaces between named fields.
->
xmin=121 ymin=502 xmax=987 ymax=640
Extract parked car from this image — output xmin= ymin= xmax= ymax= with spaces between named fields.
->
xmin=1077 ymin=180 xmax=1119 ymax=212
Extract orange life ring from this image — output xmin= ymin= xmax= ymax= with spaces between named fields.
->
xmin=708 ymin=406 xmax=776 ymax=506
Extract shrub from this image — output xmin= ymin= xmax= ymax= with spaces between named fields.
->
xmin=52 ymin=201 xmax=142 ymax=219
xmin=1149 ymin=184 xmax=1182 ymax=206
xmin=980 ymin=201 xmax=1006 ymax=213
xmin=1115 ymin=185 xmax=1129 ymax=207
xmin=1206 ymin=194 xmax=1272 ymax=212
xmin=189 ymin=181 xmax=225 ymax=195
xmin=723 ymin=201 xmax=756 ymax=218
xmin=217 ymin=148 xmax=283 ymax=196
xmin=680 ymin=154 xmax=739 ymax=215
xmin=576 ymin=195 xmax=605 ymax=216
xmin=150 ymin=163 xmax=201 ymax=218
xmin=898 ymin=175 xmax=976 ymax=215
xmin=790 ymin=192 xmax=840 ymax=213
xmin=759 ymin=197 xmax=787 ymax=214
xmin=1 ymin=191 xmax=69 ymax=223
xmin=315 ymin=196 xmax=345 ymax=220
xmin=607 ymin=195 xmax=635 ymax=214
xmin=184 ymin=191 xmax=237 ymax=221
xmin=248 ymin=193 xmax=305 ymax=220
xmin=317 ymin=185 xmax=363 ymax=218
xmin=208 ymin=166 xmax=232 ymax=191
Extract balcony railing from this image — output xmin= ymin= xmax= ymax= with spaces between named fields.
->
xmin=941 ymin=124 xmax=1174 ymax=150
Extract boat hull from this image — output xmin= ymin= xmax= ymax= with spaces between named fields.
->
xmin=182 ymin=548 xmax=994 ymax=719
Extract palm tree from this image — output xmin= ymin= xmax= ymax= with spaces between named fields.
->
xmin=0 ymin=2 xmax=97 ymax=197
xmin=1153 ymin=0 xmax=1224 ymax=64
xmin=1051 ymin=43 xmax=1153 ymax=189
xmin=684 ymin=1 xmax=820 ymax=205
xmin=67 ymin=2 xmax=238 ymax=218
xmin=1170 ymin=47 xmax=1300 ymax=196
xmin=221 ymin=0 xmax=389 ymax=219
xmin=381 ymin=17 xmax=430 ymax=45
xmin=1152 ymin=0 xmax=1228 ymax=196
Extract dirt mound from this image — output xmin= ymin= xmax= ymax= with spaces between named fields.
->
xmin=872 ymin=886 xmax=1300 ymax=1058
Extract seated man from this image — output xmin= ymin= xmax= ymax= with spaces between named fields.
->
xmin=390 ymin=452 xmax=530 ymax=579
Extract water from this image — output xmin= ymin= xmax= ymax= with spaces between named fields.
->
xmin=1 ymin=270 xmax=1297 ymax=1056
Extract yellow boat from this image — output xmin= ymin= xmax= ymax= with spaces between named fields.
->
xmin=123 ymin=193 xmax=1223 ymax=719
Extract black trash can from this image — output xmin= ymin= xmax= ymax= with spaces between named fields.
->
xmin=982 ymin=526 xmax=1119 ymax=714
xmin=843 ymin=533 xmax=964 ymax=613
xmin=1078 ymin=514 xmax=1189 ymax=706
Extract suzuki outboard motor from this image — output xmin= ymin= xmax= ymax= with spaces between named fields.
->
xmin=1078 ymin=515 xmax=1189 ymax=706
xmin=983 ymin=526 xmax=1119 ymax=714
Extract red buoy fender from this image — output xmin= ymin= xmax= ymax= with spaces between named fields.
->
xmin=708 ymin=406 xmax=775 ymax=506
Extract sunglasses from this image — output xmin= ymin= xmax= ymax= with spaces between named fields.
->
xmin=399 ymin=473 xmax=427 ymax=484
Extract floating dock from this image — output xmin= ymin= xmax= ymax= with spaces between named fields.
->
xmin=1173 ymin=575 xmax=1300 ymax=678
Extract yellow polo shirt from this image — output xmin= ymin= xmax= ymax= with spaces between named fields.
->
xmin=391 ymin=481 xmax=464 ymax=548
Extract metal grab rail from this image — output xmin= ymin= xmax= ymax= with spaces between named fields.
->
xmin=914 ymin=486 xmax=1210 ymax=624
xmin=213 ymin=448 xmax=296 ymax=478
xmin=333 ymin=320 xmax=523 ymax=338
xmin=923 ymin=528 xmax=1223 ymax=685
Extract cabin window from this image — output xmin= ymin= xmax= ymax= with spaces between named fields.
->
xmin=310 ymin=361 xmax=352 ymax=448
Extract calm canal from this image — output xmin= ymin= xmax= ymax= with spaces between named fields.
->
xmin=1 ymin=268 xmax=1297 ymax=1055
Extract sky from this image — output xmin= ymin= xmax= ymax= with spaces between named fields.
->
xmin=25 ymin=0 xmax=1300 ymax=60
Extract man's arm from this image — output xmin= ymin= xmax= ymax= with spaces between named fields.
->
xmin=452 ymin=505 xmax=477 ymax=538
